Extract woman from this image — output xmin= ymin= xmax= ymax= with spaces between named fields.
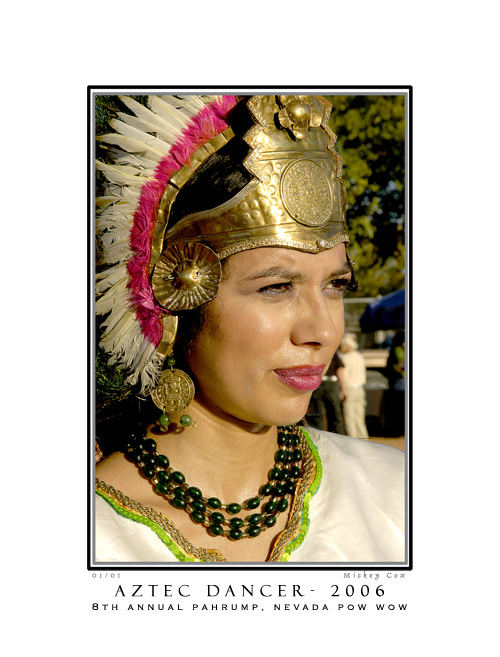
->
xmin=339 ymin=333 xmax=370 ymax=439
xmin=385 ymin=330 xmax=406 ymax=437
xmin=95 ymin=94 xmax=405 ymax=563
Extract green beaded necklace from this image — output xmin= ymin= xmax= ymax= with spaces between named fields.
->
xmin=124 ymin=425 xmax=304 ymax=540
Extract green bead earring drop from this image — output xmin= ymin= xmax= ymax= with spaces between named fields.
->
xmin=157 ymin=410 xmax=193 ymax=431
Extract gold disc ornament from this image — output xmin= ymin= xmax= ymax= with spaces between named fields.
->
xmin=151 ymin=368 xmax=195 ymax=413
xmin=152 ymin=242 xmax=221 ymax=311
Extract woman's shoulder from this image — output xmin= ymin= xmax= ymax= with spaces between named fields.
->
xmin=301 ymin=426 xmax=404 ymax=485
xmin=291 ymin=427 xmax=405 ymax=563
xmin=304 ymin=426 xmax=403 ymax=458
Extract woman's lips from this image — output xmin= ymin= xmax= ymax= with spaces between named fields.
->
xmin=274 ymin=365 xmax=325 ymax=392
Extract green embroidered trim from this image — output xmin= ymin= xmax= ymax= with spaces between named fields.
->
xmin=95 ymin=489 xmax=199 ymax=562
xmin=281 ymin=428 xmax=323 ymax=561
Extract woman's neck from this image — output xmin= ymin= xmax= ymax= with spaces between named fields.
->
xmin=147 ymin=400 xmax=279 ymax=504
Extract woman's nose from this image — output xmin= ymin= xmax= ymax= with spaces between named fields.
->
xmin=290 ymin=294 xmax=340 ymax=348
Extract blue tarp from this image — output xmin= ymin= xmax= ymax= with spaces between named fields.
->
xmin=359 ymin=289 xmax=405 ymax=331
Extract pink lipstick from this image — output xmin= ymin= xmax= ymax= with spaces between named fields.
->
xmin=274 ymin=364 xmax=325 ymax=392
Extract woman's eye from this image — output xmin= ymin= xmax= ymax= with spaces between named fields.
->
xmin=257 ymin=277 xmax=352 ymax=297
xmin=331 ymin=278 xmax=349 ymax=288
xmin=257 ymin=282 xmax=292 ymax=296
xmin=325 ymin=278 xmax=351 ymax=294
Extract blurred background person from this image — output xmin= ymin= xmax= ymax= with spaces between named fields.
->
xmin=385 ymin=331 xmax=405 ymax=437
xmin=339 ymin=334 xmax=369 ymax=440
xmin=322 ymin=351 xmax=347 ymax=434
xmin=306 ymin=351 xmax=346 ymax=434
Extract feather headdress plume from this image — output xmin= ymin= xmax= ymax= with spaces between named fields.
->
xmin=95 ymin=94 xmax=238 ymax=395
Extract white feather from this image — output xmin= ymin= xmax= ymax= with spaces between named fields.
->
xmin=104 ymin=321 xmax=143 ymax=363
xmin=101 ymin=231 xmax=131 ymax=250
xmin=100 ymin=310 xmax=138 ymax=351
xmin=108 ymin=118 xmax=171 ymax=155
xmin=95 ymin=265 xmax=128 ymax=292
xmin=96 ymin=196 xmax=117 ymax=209
xmin=99 ymin=162 xmax=145 ymax=179
xmin=100 ymin=302 xmax=133 ymax=331
xmin=105 ymin=330 xmax=149 ymax=380
xmin=96 ymin=159 xmax=149 ymax=186
xmin=127 ymin=339 xmax=158 ymax=378
xmin=95 ymin=277 xmax=130 ymax=314
xmin=97 ymin=134 xmax=164 ymax=161
xmin=99 ymin=188 xmax=141 ymax=209
xmin=118 ymin=95 xmax=187 ymax=142
xmin=149 ymin=96 xmax=194 ymax=131
xmin=97 ymin=227 xmax=131 ymax=249
xmin=104 ymin=242 xmax=135 ymax=264
xmin=139 ymin=351 xmax=167 ymax=395
xmin=97 ymin=213 xmax=133 ymax=235
xmin=98 ymin=200 xmax=137 ymax=217
xmin=116 ymin=107 xmax=182 ymax=145
xmin=105 ymin=148 xmax=158 ymax=172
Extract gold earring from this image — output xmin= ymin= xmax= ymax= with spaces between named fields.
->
xmin=151 ymin=355 xmax=195 ymax=431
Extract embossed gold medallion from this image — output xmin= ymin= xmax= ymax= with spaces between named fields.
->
xmin=151 ymin=368 xmax=195 ymax=413
xmin=280 ymin=159 xmax=332 ymax=227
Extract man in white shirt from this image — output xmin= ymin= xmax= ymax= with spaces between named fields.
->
xmin=339 ymin=333 xmax=369 ymax=439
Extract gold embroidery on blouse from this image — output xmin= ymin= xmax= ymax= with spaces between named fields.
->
xmin=267 ymin=432 xmax=316 ymax=561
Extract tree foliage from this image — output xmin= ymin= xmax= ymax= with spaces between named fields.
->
xmin=327 ymin=95 xmax=406 ymax=297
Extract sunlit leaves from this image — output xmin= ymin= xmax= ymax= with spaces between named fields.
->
xmin=327 ymin=95 xmax=406 ymax=296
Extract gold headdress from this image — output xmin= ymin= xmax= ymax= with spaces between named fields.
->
xmin=96 ymin=94 xmax=349 ymax=398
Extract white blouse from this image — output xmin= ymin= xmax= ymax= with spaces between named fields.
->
xmin=94 ymin=428 xmax=405 ymax=565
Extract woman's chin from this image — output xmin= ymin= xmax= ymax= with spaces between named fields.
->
xmin=257 ymin=401 xmax=311 ymax=429
xmin=194 ymin=387 xmax=311 ymax=428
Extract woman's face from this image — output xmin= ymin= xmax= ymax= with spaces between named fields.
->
xmin=186 ymin=244 xmax=351 ymax=427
